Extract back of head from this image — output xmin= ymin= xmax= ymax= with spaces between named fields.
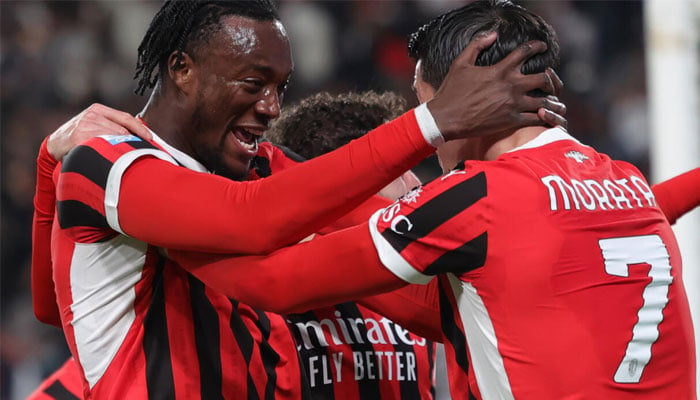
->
xmin=134 ymin=0 xmax=279 ymax=95
xmin=408 ymin=0 xmax=559 ymax=90
xmin=266 ymin=91 xmax=408 ymax=159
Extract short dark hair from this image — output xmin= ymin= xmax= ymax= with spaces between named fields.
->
xmin=266 ymin=91 xmax=408 ymax=159
xmin=134 ymin=0 xmax=279 ymax=96
xmin=408 ymin=0 xmax=559 ymax=90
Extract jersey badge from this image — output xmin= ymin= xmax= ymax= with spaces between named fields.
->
xmin=565 ymin=150 xmax=589 ymax=163
xmin=401 ymin=186 xmax=423 ymax=204
xmin=102 ymin=135 xmax=143 ymax=145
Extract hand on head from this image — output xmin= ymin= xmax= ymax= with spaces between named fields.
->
xmin=47 ymin=103 xmax=152 ymax=161
xmin=427 ymin=33 xmax=566 ymax=141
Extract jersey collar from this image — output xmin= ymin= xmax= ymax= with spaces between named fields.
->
xmin=138 ymin=119 xmax=209 ymax=173
xmin=507 ymin=127 xmax=583 ymax=154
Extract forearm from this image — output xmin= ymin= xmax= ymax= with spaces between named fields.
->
xmin=652 ymin=167 xmax=700 ymax=225
xmin=317 ymin=195 xmax=391 ymax=235
xmin=358 ymin=281 xmax=443 ymax=341
xmin=31 ymin=137 xmax=61 ymax=326
xmin=119 ymin=110 xmax=435 ymax=254
xmin=169 ymin=224 xmax=406 ymax=314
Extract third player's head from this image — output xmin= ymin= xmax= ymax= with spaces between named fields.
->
xmin=266 ymin=91 xmax=407 ymax=160
xmin=135 ymin=0 xmax=293 ymax=180
xmin=408 ymin=0 xmax=560 ymax=169
xmin=267 ymin=91 xmax=421 ymax=199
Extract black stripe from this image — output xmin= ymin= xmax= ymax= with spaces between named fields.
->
xmin=380 ymin=303 xmax=420 ymax=400
xmin=143 ymin=256 xmax=176 ymax=399
xmin=254 ymin=310 xmax=280 ymax=400
xmin=336 ymin=303 xmax=381 ymax=399
xmin=286 ymin=311 xmax=334 ymax=400
xmin=125 ymin=139 xmax=158 ymax=150
xmin=427 ymin=340 xmax=436 ymax=399
xmin=43 ymin=379 xmax=80 ymax=400
xmin=424 ymin=232 xmax=487 ymax=275
xmin=382 ymin=171 xmax=487 ymax=253
xmin=229 ymin=300 xmax=260 ymax=400
xmin=61 ymin=145 xmax=112 ymax=189
xmin=189 ymin=276 xmax=224 ymax=400
xmin=57 ymin=200 xmax=110 ymax=230
xmin=251 ymin=155 xmax=272 ymax=178
xmin=438 ymin=282 xmax=470 ymax=376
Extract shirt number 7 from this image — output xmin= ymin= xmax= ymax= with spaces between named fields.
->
xmin=598 ymin=234 xmax=673 ymax=384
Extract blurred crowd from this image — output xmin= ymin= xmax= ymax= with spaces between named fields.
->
xmin=1 ymin=1 xmax=648 ymax=398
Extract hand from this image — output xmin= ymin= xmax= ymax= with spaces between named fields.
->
xmin=538 ymin=93 xmax=567 ymax=130
xmin=47 ymin=103 xmax=152 ymax=160
xmin=427 ymin=32 xmax=562 ymax=141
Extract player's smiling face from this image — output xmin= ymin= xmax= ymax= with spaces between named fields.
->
xmin=187 ymin=16 xmax=292 ymax=180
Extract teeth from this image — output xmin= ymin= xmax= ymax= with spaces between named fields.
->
xmin=236 ymin=137 xmax=258 ymax=153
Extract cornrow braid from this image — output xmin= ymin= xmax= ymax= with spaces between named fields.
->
xmin=134 ymin=0 xmax=279 ymax=96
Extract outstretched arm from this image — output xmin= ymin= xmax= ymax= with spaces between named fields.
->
xmin=652 ymin=167 xmax=700 ymax=225
xmin=106 ymin=111 xmax=434 ymax=253
xmin=168 ymin=223 xmax=407 ymax=314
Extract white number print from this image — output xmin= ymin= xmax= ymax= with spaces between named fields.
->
xmin=598 ymin=234 xmax=673 ymax=384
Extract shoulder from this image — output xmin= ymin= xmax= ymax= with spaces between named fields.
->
xmin=63 ymin=135 xmax=161 ymax=167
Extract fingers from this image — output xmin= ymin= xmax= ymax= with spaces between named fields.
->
xmin=538 ymin=108 xmax=568 ymax=129
xmin=87 ymin=103 xmax=152 ymax=140
xmin=541 ymin=97 xmax=566 ymax=117
xmin=546 ymin=68 xmax=564 ymax=96
xmin=515 ymin=71 xmax=555 ymax=95
xmin=518 ymin=96 xmax=567 ymax=128
xmin=497 ymin=40 xmax=548 ymax=70
xmin=453 ymin=31 xmax=498 ymax=66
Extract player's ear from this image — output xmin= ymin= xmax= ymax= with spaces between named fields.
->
xmin=167 ymin=50 xmax=196 ymax=94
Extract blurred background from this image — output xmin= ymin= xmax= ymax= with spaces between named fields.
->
xmin=1 ymin=1 xmax=698 ymax=399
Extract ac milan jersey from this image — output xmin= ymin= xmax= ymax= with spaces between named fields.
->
xmin=287 ymin=303 xmax=435 ymax=399
xmin=26 ymin=358 xmax=83 ymax=400
xmin=50 ymin=107 xmax=436 ymax=399
xmin=52 ymin=135 xmax=306 ymax=399
xmin=370 ymin=128 xmax=696 ymax=399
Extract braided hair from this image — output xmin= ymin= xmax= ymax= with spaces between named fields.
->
xmin=134 ymin=0 xmax=279 ymax=96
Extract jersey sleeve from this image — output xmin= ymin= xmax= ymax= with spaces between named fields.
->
xmin=31 ymin=137 xmax=62 ymax=327
xmin=651 ymin=167 xmax=700 ymax=225
xmin=251 ymin=141 xmax=394 ymax=234
xmin=358 ymin=281 xmax=443 ymax=341
xmin=167 ymin=223 xmax=407 ymax=314
xmin=83 ymin=109 xmax=436 ymax=254
xmin=368 ymin=164 xmax=489 ymax=284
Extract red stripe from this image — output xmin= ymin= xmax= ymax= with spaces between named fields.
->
xmin=206 ymin=287 xmax=248 ymax=397
xmin=163 ymin=264 xmax=202 ymax=398
xmin=56 ymin=172 xmax=106 ymax=216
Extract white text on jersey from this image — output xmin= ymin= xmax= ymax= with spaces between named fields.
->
xmin=541 ymin=174 xmax=655 ymax=211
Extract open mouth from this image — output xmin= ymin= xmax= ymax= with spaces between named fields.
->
xmin=231 ymin=127 xmax=260 ymax=154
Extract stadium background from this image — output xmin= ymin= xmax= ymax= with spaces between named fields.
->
xmin=1 ymin=1 xmax=697 ymax=399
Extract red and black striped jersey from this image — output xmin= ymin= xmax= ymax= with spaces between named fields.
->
xmin=370 ymin=128 xmax=696 ymax=399
xmin=52 ymin=135 xmax=307 ymax=399
xmin=287 ymin=302 xmax=435 ymax=399
xmin=26 ymin=358 xmax=83 ymax=400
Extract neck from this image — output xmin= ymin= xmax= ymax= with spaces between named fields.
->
xmin=139 ymin=85 xmax=193 ymax=155
xmin=437 ymin=126 xmax=548 ymax=173
xmin=482 ymin=126 xmax=547 ymax=160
